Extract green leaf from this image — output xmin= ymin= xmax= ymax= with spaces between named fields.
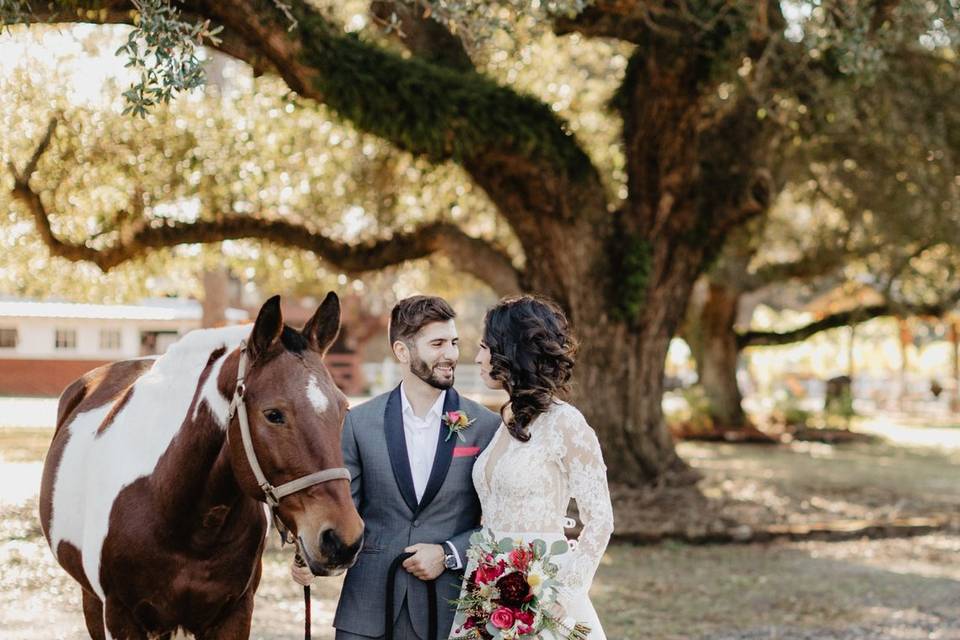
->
xmin=531 ymin=539 xmax=547 ymax=558
xmin=549 ymin=539 xmax=570 ymax=556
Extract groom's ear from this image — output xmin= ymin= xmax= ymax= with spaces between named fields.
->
xmin=392 ymin=339 xmax=409 ymax=364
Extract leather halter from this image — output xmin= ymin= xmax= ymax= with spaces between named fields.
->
xmin=227 ymin=341 xmax=351 ymax=508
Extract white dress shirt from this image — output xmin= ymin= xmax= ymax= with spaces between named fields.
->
xmin=400 ymin=382 xmax=446 ymax=503
xmin=399 ymin=383 xmax=463 ymax=569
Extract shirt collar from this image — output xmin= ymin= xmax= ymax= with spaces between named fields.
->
xmin=400 ymin=382 xmax=446 ymax=425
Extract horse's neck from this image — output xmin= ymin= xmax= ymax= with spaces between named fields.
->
xmin=152 ymin=350 xmax=260 ymax=540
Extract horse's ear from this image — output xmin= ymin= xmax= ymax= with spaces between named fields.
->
xmin=303 ymin=291 xmax=341 ymax=356
xmin=249 ymin=295 xmax=283 ymax=361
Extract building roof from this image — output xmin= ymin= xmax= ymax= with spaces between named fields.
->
xmin=0 ymin=299 xmax=249 ymax=322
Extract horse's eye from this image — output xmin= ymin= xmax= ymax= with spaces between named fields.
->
xmin=263 ymin=409 xmax=286 ymax=425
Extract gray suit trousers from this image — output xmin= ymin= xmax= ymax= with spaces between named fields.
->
xmin=334 ymin=597 xmax=421 ymax=640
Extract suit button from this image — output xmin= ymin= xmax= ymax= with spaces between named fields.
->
xmin=412 ymin=519 xmax=420 ymax=527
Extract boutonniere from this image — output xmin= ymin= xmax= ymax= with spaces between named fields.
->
xmin=443 ymin=410 xmax=475 ymax=442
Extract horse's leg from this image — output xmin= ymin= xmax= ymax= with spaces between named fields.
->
xmin=81 ymin=590 xmax=106 ymax=640
xmin=103 ymin=596 xmax=148 ymax=640
xmin=195 ymin=590 xmax=255 ymax=640
xmin=197 ymin=558 xmax=261 ymax=640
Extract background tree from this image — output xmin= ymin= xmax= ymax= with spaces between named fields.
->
xmin=4 ymin=0 xmax=957 ymax=485
xmin=684 ymin=48 xmax=960 ymax=431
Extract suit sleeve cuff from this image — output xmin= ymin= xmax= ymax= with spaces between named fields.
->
xmin=444 ymin=541 xmax=463 ymax=570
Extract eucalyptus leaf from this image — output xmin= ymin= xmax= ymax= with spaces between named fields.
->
xmin=550 ymin=540 xmax=570 ymax=556
xmin=531 ymin=539 xmax=547 ymax=558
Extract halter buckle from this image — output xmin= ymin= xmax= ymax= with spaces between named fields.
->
xmin=261 ymin=482 xmax=280 ymax=507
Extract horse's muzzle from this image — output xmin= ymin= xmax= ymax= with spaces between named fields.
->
xmin=300 ymin=530 xmax=363 ymax=576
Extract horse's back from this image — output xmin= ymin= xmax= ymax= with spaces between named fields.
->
xmin=53 ymin=359 xmax=156 ymax=435
xmin=39 ymin=358 xmax=156 ymax=587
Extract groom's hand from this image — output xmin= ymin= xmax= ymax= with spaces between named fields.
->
xmin=290 ymin=556 xmax=314 ymax=586
xmin=402 ymin=543 xmax=445 ymax=581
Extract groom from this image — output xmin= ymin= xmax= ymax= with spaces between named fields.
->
xmin=293 ymin=295 xmax=500 ymax=639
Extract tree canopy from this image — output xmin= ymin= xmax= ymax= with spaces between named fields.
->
xmin=3 ymin=1 xmax=957 ymax=486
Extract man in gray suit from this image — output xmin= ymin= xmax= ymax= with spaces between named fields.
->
xmin=293 ymin=295 xmax=499 ymax=639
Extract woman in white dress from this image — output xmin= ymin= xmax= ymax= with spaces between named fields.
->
xmin=451 ymin=295 xmax=614 ymax=639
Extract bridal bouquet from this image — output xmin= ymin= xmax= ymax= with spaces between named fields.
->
xmin=450 ymin=530 xmax=591 ymax=640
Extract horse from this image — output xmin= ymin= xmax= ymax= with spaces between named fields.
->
xmin=38 ymin=293 xmax=364 ymax=639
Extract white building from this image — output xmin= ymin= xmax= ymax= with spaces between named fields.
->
xmin=0 ymin=299 xmax=248 ymax=396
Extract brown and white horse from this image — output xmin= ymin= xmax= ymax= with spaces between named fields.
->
xmin=38 ymin=293 xmax=364 ymax=639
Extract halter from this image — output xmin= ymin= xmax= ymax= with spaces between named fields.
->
xmin=227 ymin=341 xmax=352 ymax=509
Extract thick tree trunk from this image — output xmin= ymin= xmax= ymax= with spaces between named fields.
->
xmin=572 ymin=318 xmax=698 ymax=485
xmin=695 ymin=282 xmax=749 ymax=429
xmin=527 ymin=224 xmax=704 ymax=486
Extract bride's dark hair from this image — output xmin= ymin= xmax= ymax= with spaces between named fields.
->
xmin=482 ymin=295 xmax=578 ymax=442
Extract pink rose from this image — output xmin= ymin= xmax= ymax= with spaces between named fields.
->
xmin=490 ymin=607 xmax=515 ymax=630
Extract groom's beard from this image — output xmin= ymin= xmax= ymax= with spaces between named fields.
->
xmin=410 ymin=352 xmax=456 ymax=390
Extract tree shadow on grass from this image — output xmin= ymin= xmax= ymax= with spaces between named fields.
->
xmin=608 ymin=439 xmax=960 ymax=542
xmin=591 ymin=537 xmax=960 ymax=640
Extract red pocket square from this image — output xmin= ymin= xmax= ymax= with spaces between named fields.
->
xmin=453 ymin=446 xmax=480 ymax=458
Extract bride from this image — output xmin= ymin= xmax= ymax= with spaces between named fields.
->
xmin=452 ymin=295 xmax=614 ymax=639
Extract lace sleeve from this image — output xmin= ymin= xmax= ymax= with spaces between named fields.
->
xmin=555 ymin=406 xmax=614 ymax=594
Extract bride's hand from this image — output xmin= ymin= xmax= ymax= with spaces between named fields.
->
xmin=547 ymin=600 xmax=567 ymax=621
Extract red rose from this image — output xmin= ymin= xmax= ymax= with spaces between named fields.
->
xmin=490 ymin=607 xmax=515 ymax=630
xmin=516 ymin=610 xmax=535 ymax=626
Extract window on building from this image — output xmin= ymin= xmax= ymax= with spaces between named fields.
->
xmin=55 ymin=328 xmax=77 ymax=350
xmin=0 ymin=328 xmax=17 ymax=349
xmin=140 ymin=330 xmax=179 ymax=356
xmin=100 ymin=329 xmax=122 ymax=351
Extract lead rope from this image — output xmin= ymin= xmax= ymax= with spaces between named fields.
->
xmin=385 ymin=552 xmax=437 ymax=640
xmin=294 ymin=553 xmax=311 ymax=640
xmin=274 ymin=511 xmax=312 ymax=640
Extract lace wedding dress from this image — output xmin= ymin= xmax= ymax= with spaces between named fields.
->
xmin=451 ymin=401 xmax=614 ymax=639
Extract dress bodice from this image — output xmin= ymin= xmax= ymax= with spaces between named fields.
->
xmin=471 ymin=401 xmax=614 ymax=594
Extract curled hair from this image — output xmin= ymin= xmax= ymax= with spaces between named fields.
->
xmin=482 ymin=295 xmax=578 ymax=442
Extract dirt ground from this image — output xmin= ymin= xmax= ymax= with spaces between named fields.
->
xmin=1 ymin=425 xmax=959 ymax=639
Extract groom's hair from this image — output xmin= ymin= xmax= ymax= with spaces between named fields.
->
xmin=389 ymin=296 xmax=456 ymax=347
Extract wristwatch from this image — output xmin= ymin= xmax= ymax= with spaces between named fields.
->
xmin=443 ymin=549 xmax=459 ymax=570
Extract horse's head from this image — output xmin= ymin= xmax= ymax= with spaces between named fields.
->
xmin=228 ymin=293 xmax=364 ymax=576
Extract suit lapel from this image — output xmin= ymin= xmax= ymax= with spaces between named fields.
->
xmin=417 ymin=387 xmax=460 ymax=513
xmin=384 ymin=385 xmax=419 ymax=514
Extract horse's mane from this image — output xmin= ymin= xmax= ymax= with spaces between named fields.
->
xmin=150 ymin=324 xmax=252 ymax=378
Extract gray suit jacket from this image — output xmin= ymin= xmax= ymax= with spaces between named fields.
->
xmin=333 ymin=385 xmax=500 ymax=639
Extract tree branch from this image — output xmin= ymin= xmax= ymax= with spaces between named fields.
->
xmin=22 ymin=0 xmax=608 ymax=248
xmin=369 ymin=0 xmax=474 ymax=71
xmin=747 ymin=246 xmax=856 ymax=291
xmin=738 ymin=291 xmax=960 ymax=348
xmin=553 ymin=0 xmax=655 ymax=43
xmin=9 ymin=124 xmax=522 ymax=296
